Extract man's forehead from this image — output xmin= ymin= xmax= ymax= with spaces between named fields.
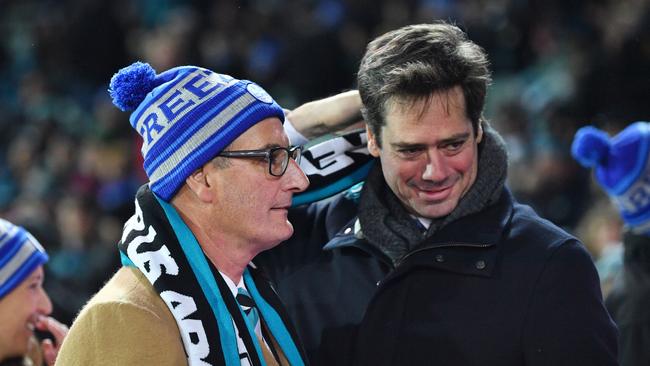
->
xmin=229 ymin=117 xmax=289 ymax=148
xmin=384 ymin=88 xmax=467 ymax=122
xmin=382 ymin=90 xmax=473 ymax=145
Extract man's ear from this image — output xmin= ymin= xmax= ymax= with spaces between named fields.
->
xmin=366 ymin=125 xmax=381 ymax=157
xmin=475 ymin=121 xmax=484 ymax=144
xmin=185 ymin=167 xmax=213 ymax=203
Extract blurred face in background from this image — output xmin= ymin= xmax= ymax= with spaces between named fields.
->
xmin=0 ymin=266 xmax=52 ymax=361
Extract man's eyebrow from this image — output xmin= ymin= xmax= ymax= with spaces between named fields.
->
xmin=438 ymin=132 xmax=471 ymax=144
xmin=391 ymin=142 xmax=426 ymax=149
xmin=391 ymin=132 xmax=471 ymax=149
xmin=246 ymin=143 xmax=286 ymax=150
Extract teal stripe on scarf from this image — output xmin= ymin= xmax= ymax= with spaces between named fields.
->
xmin=244 ymin=269 xmax=305 ymax=366
xmin=292 ymin=160 xmax=373 ymax=206
xmin=120 ymin=250 xmax=135 ymax=267
xmin=155 ymin=195 xmax=243 ymax=366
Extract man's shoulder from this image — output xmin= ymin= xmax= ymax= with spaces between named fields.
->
xmin=505 ymin=201 xmax=589 ymax=266
xmin=75 ymin=266 xmax=174 ymax=327
xmin=89 ymin=267 xmax=159 ymax=306
xmin=510 ymin=201 xmax=577 ymax=243
xmin=57 ymin=267 xmax=184 ymax=366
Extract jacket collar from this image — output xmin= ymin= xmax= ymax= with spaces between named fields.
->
xmin=392 ymin=190 xmax=514 ymax=278
xmin=324 ymin=188 xmax=515 ymax=277
xmin=420 ymin=188 xmax=514 ymax=248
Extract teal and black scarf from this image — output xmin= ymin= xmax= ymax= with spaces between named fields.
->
xmin=118 ymin=185 xmax=305 ymax=366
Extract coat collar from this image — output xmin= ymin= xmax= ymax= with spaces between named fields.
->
xmin=324 ymin=188 xmax=515 ymax=278
xmin=420 ymin=188 xmax=514 ymax=248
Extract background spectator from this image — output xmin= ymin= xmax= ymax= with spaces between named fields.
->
xmin=572 ymin=121 xmax=650 ymax=365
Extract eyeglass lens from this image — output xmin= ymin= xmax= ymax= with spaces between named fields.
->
xmin=270 ymin=147 xmax=301 ymax=176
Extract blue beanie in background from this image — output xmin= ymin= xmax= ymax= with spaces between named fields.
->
xmin=0 ymin=218 xmax=49 ymax=299
xmin=571 ymin=121 xmax=650 ymax=235
xmin=108 ymin=62 xmax=285 ymax=201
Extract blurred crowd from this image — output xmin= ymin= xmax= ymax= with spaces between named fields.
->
xmin=1 ymin=0 xmax=649 ymax=324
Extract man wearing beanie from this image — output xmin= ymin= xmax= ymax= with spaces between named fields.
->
xmin=0 ymin=218 xmax=68 ymax=366
xmin=56 ymin=62 xmax=310 ymax=366
xmin=573 ymin=122 xmax=650 ymax=366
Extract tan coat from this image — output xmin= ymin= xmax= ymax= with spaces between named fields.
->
xmin=55 ymin=267 xmax=186 ymax=366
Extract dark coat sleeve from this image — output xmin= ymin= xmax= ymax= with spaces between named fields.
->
xmin=523 ymin=239 xmax=619 ymax=366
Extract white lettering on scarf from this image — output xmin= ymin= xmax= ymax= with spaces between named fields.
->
xmin=123 ymin=199 xmax=179 ymax=284
xmin=161 ymin=291 xmax=211 ymax=366
xmin=300 ymin=132 xmax=368 ymax=176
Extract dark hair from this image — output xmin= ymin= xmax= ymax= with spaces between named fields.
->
xmin=357 ymin=22 xmax=491 ymax=146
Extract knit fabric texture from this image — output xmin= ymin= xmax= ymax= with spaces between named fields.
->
xmin=572 ymin=121 xmax=650 ymax=235
xmin=0 ymin=218 xmax=48 ymax=299
xmin=108 ymin=62 xmax=285 ymax=201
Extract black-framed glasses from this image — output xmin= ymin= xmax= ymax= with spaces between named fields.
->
xmin=217 ymin=145 xmax=302 ymax=177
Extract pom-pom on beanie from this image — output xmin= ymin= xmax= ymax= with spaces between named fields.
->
xmin=0 ymin=218 xmax=49 ymax=299
xmin=571 ymin=122 xmax=650 ymax=235
xmin=108 ymin=61 xmax=285 ymax=201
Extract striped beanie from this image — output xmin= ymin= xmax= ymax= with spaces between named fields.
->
xmin=0 ymin=218 xmax=49 ymax=299
xmin=572 ymin=121 xmax=650 ymax=235
xmin=108 ymin=62 xmax=285 ymax=201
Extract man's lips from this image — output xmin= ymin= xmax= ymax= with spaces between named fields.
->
xmin=271 ymin=206 xmax=290 ymax=218
xmin=414 ymin=185 xmax=453 ymax=200
xmin=271 ymin=203 xmax=291 ymax=210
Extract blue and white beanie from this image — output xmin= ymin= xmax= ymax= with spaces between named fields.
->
xmin=109 ymin=62 xmax=285 ymax=201
xmin=572 ymin=121 xmax=650 ymax=235
xmin=0 ymin=218 xmax=49 ymax=299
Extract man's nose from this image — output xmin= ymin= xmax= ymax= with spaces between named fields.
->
xmin=284 ymin=158 xmax=310 ymax=193
xmin=421 ymin=150 xmax=448 ymax=182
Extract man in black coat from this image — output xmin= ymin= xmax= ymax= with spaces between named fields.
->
xmin=260 ymin=22 xmax=618 ymax=365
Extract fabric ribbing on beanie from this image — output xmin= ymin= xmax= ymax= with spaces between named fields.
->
xmin=146 ymin=87 xmax=280 ymax=200
xmin=0 ymin=219 xmax=48 ymax=298
xmin=357 ymin=122 xmax=508 ymax=265
xmin=572 ymin=122 xmax=650 ymax=235
xmin=130 ymin=68 xmax=236 ymax=155
xmin=114 ymin=64 xmax=284 ymax=201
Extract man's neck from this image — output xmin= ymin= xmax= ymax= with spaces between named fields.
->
xmin=173 ymin=204 xmax=254 ymax=284
xmin=201 ymin=242 xmax=250 ymax=284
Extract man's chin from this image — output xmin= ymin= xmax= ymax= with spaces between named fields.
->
xmin=281 ymin=223 xmax=295 ymax=241
xmin=264 ymin=223 xmax=294 ymax=249
xmin=7 ymin=335 xmax=32 ymax=359
xmin=411 ymin=200 xmax=455 ymax=219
